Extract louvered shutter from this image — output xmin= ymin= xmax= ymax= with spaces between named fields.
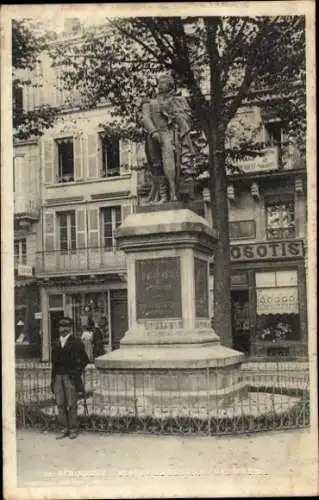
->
xmin=76 ymin=208 xmax=87 ymax=249
xmin=42 ymin=138 xmax=55 ymax=184
xmin=43 ymin=210 xmax=56 ymax=251
xmin=87 ymin=208 xmax=100 ymax=248
xmin=43 ymin=56 xmax=58 ymax=107
xmin=74 ymin=135 xmax=84 ymax=180
xmin=87 ymin=134 xmax=99 ymax=178
xmin=120 ymin=139 xmax=131 ymax=175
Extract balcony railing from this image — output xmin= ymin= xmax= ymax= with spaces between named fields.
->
xmin=36 ymin=247 xmax=126 ymax=276
xmin=14 ymin=197 xmax=40 ymax=219
xmin=266 ymin=227 xmax=296 ymax=240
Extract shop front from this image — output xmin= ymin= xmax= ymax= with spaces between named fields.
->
xmin=15 ymin=281 xmax=41 ymax=359
xmin=40 ymin=280 xmax=128 ymax=361
xmin=210 ymin=239 xmax=307 ymax=359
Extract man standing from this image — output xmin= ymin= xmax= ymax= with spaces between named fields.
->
xmin=51 ymin=317 xmax=89 ymax=439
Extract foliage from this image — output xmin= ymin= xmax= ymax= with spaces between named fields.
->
xmin=12 ymin=19 xmax=59 ymax=140
xmin=49 ymin=16 xmax=305 ymax=342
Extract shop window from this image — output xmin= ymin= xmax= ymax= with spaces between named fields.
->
xmin=56 ymin=138 xmax=74 ymax=183
xmin=231 ymin=273 xmax=248 ymax=288
xmin=15 ymin=307 xmax=27 ymax=343
xmin=49 ymin=294 xmax=63 ymax=309
xmin=255 ymin=270 xmax=300 ymax=343
xmin=57 ymin=211 xmax=76 ymax=253
xmin=101 ymin=206 xmax=121 ymax=249
xmin=265 ymin=199 xmax=296 ymax=240
xmin=14 ymin=238 xmax=27 ymax=267
xmin=101 ymin=135 xmax=120 ymax=177
xmin=229 ymin=220 xmax=256 ymax=240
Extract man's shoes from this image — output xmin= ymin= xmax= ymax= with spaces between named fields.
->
xmin=69 ymin=431 xmax=77 ymax=439
xmin=56 ymin=430 xmax=69 ymax=439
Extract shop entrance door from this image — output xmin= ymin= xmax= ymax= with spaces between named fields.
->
xmin=231 ymin=290 xmax=250 ymax=355
xmin=110 ymin=289 xmax=128 ymax=351
xmin=49 ymin=310 xmax=65 ymax=350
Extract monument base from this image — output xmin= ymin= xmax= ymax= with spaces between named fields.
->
xmin=93 ymin=207 xmax=247 ymax=417
xmin=94 ymin=342 xmax=247 ymax=416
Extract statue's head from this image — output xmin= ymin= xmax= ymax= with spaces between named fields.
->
xmin=157 ymin=73 xmax=175 ymax=94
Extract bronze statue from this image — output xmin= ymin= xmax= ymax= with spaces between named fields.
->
xmin=141 ymin=73 xmax=200 ymax=204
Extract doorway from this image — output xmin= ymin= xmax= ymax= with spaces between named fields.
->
xmin=49 ymin=310 xmax=65 ymax=350
xmin=231 ymin=290 xmax=250 ymax=355
xmin=110 ymin=289 xmax=128 ymax=350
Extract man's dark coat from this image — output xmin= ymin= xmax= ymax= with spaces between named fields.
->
xmin=51 ymin=335 xmax=90 ymax=394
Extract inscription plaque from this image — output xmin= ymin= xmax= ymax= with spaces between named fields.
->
xmin=136 ymin=257 xmax=182 ymax=319
xmin=194 ymin=258 xmax=209 ymax=317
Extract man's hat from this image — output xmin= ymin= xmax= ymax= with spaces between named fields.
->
xmin=59 ymin=317 xmax=73 ymax=327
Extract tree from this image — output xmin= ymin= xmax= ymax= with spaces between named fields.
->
xmin=12 ymin=19 xmax=59 ymax=140
xmin=50 ymin=16 xmax=305 ymax=346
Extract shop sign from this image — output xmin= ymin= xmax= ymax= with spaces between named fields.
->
xmin=234 ymin=147 xmax=278 ymax=173
xmin=17 ymin=264 xmax=33 ymax=277
xmin=34 ymin=312 xmax=42 ymax=320
xmin=230 ymin=240 xmax=303 ymax=262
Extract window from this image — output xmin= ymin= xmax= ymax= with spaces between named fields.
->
xmin=14 ymin=239 xmax=27 ymax=267
xmin=13 ymin=86 xmax=23 ymax=116
xmin=229 ymin=220 xmax=256 ymax=240
xmin=56 ymin=138 xmax=74 ymax=182
xmin=265 ymin=199 xmax=295 ymax=240
xmin=255 ymin=270 xmax=300 ymax=342
xmin=57 ymin=211 xmax=76 ymax=253
xmin=264 ymin=121 xmax=283 ymax=147
xmin=101 ymin=207 xmax=121 ymax=249
xmin=48 ymin=294 xmax=63 ymax=309
xmin=101 ymin=135 xmax=120 ymax=177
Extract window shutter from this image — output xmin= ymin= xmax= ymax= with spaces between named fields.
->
xmin=43 ymin=59 xmax=58 ymax=107
xmin=43 ymin=210 xmax=56 ymax=251
xmin=42 ymin=138 xmax=55 ymax=184
xmin=74 ymin=135 xmax=84 ymax=180
xmin=87 ymin=134 xmax=99 ymax=178
xmin=121 ymin=203 xmax=132 ymax=222
xmin=76 ymin=208 xmax=87 ymax=249
xmin=120 ymin=139 xmax=131 ymax=175
xmin=87 ymin=208 xmax=100 ymax=248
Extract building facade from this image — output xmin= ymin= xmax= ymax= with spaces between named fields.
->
xmin=14 ymin=140 xmax=42 ymax=358
xmin=13 ymin=26 xmax=307 ymax=361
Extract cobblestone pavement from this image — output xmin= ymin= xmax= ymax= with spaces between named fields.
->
xmin=14 ymin=427 xmax=318 ymax=498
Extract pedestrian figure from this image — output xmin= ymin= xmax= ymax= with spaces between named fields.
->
xmin=93 ymin=316 xmax=108 ymax=358
xmin=50 ymin=316 xmax=89 ymax=439
xmin=81 ymin=322 xmax=94 ymax=362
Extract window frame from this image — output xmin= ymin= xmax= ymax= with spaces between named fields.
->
xmin=265 ymin=197 xmax=296 ymax=240
xmin=100 ymin=135 xmax=121 ymax=178
xmin=57 ymin=210 xmax=76 ymax=254
xmin=14 ymin=238 xmax=27 ymax=267
xmin=101 ymin=206 xmax=122 ymax=250
xmin=56 ymin=137 xmax=75 ymax=183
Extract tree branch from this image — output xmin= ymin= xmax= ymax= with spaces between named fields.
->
xmin=224 ymin=19 xmax=277 ymax=125
xmin=108 ymin=18 xmax=170 ymax=67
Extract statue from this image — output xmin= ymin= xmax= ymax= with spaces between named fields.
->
xmin=141 ymin=73 xmax=201 ymax=204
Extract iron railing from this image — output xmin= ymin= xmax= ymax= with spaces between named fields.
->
xmin=266 ymin=227 xmax=296 ymax=240
xmin=16 ymin=359 xmax=309 ymax=436
xmin=14 ymin=196 xmax=40 ymax=218
xmin=36 ymin=247 xmax=126 ymax=275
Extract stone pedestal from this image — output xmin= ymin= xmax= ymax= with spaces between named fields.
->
xmin=94 ymin=206 xmax=247 ymax=417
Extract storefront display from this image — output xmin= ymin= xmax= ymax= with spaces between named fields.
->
xmin=255 ymin=270 xmax=300 ymax=343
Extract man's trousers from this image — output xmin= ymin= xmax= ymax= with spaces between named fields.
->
xmin=54 ymin=374 xmax=78 ymax=431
